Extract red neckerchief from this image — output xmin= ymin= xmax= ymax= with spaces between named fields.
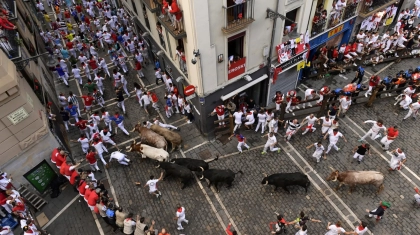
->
xmin=377 ymin=123 xmax=383 ymax=127
xmin=362 ymin=144 xmax=366 ymax=148
xmin=333 ymin=132 xmax=338 ymax=136
xmin=90 ymin=123 xmax=94 ymax=127
xmin=80 ymin=137 xmax=85 ymax=140
xmin=177 ymin=208 xmax=182 ymax=213
xmin=114 ymin=114 xmax=119 ymax=118
xmin=358 ymin=225 xmax=364 ymax=231
xmin=381 ymin=205 xmax=387 ymax=210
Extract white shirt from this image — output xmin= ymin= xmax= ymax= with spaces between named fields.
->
xmin=141 ymin=94 xmax=151 ymax=105
xmin=339 ymin=98 xmax=352 ymax=109
xmin=328 ymin=130 xmax=343 ymax=143
xmin=364 ymin=120 xmax=386 ymax=133
xmin=335 ymin=0 xmax=346 ymax=11
xmin=176 ymin=207 xmax=186 ymax=219
xmin=246 ymin=113 xmax=255 ymax=123
xmin=313 ymin=143 xmax=325 ymax=152
xmin=411 ymin=102 xmax=420 ymax=110
xmin=92 ymin=141 xmax=106 ymax=154
xmin=257 ymin=113 xmax=267 ymax=122
xmin=305 ymin=116 xmax=318 ymax=125
xmin=403 ymin=87 xmax=415 ymax=96
xmin=267 ymin=135 xmax=277 ymax=145
xmin=320 ymin=117 xmax=332 ymax=127
xmin=94 ymin=76 xmax=105 ymax=86
xmin=146 ymin=179 xmax=159 ymax=192
xmin=325 ymin=225 xmax=346 ymax=235
xmin=305 ymin=89 xmax=315 ymax=97
xmin=78 ymin=138 xmax=89 ymax=148
xmin=109 ymin=151 xmax=126 ymax=162
xmin=399 ymin=96 xmax=412 ymax=108
xmin=233 ymin=112 xmax=243 ymax=124
xmin=355 ymin=226 xmax=368 ymax=235
xmin=295 ymin=230 xmax=307 ymax=235
xmin=72 ymin=68 xmax=81 ymax=77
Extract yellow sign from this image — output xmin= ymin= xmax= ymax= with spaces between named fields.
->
xmin=297 ymin=61 xmax=306 ymax=71
xmin=328 ymin=25 xmax=344 ymax=38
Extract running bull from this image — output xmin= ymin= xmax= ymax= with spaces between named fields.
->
xmin=126 ymin=140 xmax=169 ymax=162
xmin=261 ymin=172 xmax=310 ymax=193
xmin=170 ymin=155 xmax=219 ymax=171
xmin=197 ymin=168 xmax=243 ymax=192
xmin=155 ymin=162 xmax=193 ymax=189
xmin=326 ymin=169 xmax=384 ymax=194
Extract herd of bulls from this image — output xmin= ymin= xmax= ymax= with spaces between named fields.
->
xmin=122 ymin=122 xmax=384 ymax=194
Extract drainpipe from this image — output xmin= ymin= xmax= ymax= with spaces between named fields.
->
xmin=265 ymin=0 xmax=280 ymax=106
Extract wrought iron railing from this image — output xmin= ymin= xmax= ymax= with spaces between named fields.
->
xmin=222 ymin=0 xmax=254 ymax=32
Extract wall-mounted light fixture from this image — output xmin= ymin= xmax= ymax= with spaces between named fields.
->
xmin=191 ymin=49 xmax=200 ymax=65
xmin=218 ymin=54 xmax=224 ymax=63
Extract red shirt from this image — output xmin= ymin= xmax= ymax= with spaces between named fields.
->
xmin=86 ymin=152 xmax=97 ymax=164
xmin=70 ymin=170 xmax=79 ymax=185
xmin=55 ymin=154 xmax=66 ymax=168
xmin=332 ymin=49 xmax=339 ymax=58
xmin=0 ymin=192 xmax=7 ymax=205
xmin=111 ymin=33 xmax=117 ymax=42
xmin=387 ymin=127 xmax=398 ymax=140
xmin=351 ymin=43 xmax=357 ymax=52
xmin=64 ymin=11 xmax=70 ymax=19
xmin=66 ymin=41 xmax=73 ymax=49
xmin=12 ymin=202 xmax=25 ymax=212
xmin=88 ymin=191 xmax=98 ymax=206
xmin=88 ymin=60 xmax=98 ymax=69
xmin=226 ymin=225 xmax=234 ymax=235
xmin=84 ymin=16 xmax=90 ymax=24
xmin=81 ymin=95 xmax=94 ymax=106
xmin=84 ymin=188 xmax=92 ymax=201
xmin=76 ymin=120 xmax=88 ymax=130
xmin=236 ymin=135 xmax=245 ymax=142
xmin=135 ymin=61 xmax=142 ymax=70
xmin=60 ymin=162 xmax=69 ymax=176
xmin=78 ymin=181 xmax=87 ymax=195
xmin=51 ymin=148 xmax=59 ymax=162
xmin=369 ymin=76 xmax=380 ymax=86
xmin=344 ymin=46 xmax=351 ymax=55
xmin=76 ymin=5 xmax=82 ymax=13
xmin=275 ymin=94 xmax=283 ymax=104
xmin=173 ymin=87 xmax=179 ymax=96
xmin=215 ymin=106 xmax=225 ymax=116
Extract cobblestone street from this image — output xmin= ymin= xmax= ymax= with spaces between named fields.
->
xmin=39 ymin=4 xmax=420 ymax=234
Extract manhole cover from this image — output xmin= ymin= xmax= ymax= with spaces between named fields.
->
xmin=197 ymin=149 xmax=212 ymax=160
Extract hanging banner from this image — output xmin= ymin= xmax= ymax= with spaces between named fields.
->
xmin=228 ymin=57 xmax=246 ymax=80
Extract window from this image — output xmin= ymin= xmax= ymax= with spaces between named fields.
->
xmin=228 ymin=32 xmax=245 ymax=59
xmin=284 ymin=8 xmax=299 ymax=35
xmin=142 ymin=4 xmax=151 ymax=30
xmin=131 ymin=0 xmax=138 ymax=15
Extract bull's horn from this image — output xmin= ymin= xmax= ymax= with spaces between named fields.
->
xmin=127 ymin=147 xmax=132 ymax=152
xmin=199 ymin=167 xmax=204 ymax=172
xmin=130 ymin=128 xmax=136 ymax=132
xmin=155 ymin=163 xmax=160 ymax=168
xmin=265 ymin=181 xmax=268 ymax=185
xmin=263 ymin=173 xmax=268 ymax=177
xmin=329 ymin=166 xmax=335 ymax=171
xmin=199 ymin=175 xmax=204 ymax=180
xmin=133 ymin=140 xmax=136 ymax=144
xmin=125 ymin=146 xmax=131 ymax=150
xmin=175 ymin=155 xmax=178 ymax=159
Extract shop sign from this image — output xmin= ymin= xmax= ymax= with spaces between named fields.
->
xmin=228 ymin=57 xmax=246 ymax=80
xmin=328 ymin=24 xmax=344 ymax=38
xmin=8 ymin=107 xmax=29 ymax=125
xmin=276 ymin=52 xmax=306 ymax=71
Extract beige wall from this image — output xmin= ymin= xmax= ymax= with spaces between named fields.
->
xmin=0 ymin=50 xmax=52 ymax=168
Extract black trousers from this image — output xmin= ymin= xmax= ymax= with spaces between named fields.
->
xmin=351 ymin=76 xmax=363 ymax=84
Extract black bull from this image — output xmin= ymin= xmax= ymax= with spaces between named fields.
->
xmin=197 ymin=168 xmax=243 ymax=192
xmin=261 ymin=172 xmax=310 ymax=193
xmin=155 ymin=162 xmax=193 ymax=189
xmin=170 ymin=155 xmax=219 ymax=171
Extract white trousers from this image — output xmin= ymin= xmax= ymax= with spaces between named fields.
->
xmin=217 ymin=115 xmax=225 ymax=125
xmin=353 ymin=152 xmax=365 ymax=161
xmin=123 ymin=84 xmax=130 ymax=96
xmin=263 ymin=143 xmax=279 ymax=152
xmin=233 ymin=123 xmax=241 ymax=132
xmin=321 ymin=126 xmax=330 ymax=134
xmin=117 ymin=157 xmax=130 ymax=165
xmin=97 ymin=152 xmax=107 ymax=165
xmin=80 ymin=128 xmax=90 ymax=139
xmin=89 ymin=161 xmax=100 ymax=171
xmin=81 ymin=145 xmax=89 ymax=154
xmin=177 ymin=217 xmax=188 ymax=229
xmin=161 ymin=123 xmax=178 ymax=130
xmin=380 ymin=137 xmax=394 ymax=150
xmin=326 ymin=142 xmax=339 ymax=153
xmin=275 ymin=103 xmax=281 ymax=110
xmin=313 ymin=151 xmax=323 ymax=160
xmin=75 ymin=75 xmax=83 ymax=85
xmin=302 ymin=126 xmax=316 ymax=134
xmin=361 ymin=129 xmax=378 ymax=141
xmin=285 ymin=128 xmax=296 ymax=140
xmin=117 ymin=122 xmax=129 ymax=135
xmin=104 ymin=120 xmax=112 ymax=131
xmin=103 ymin=138 xmax=116 ymax=146
xmin=237 ymin=142 xmax=250 ymax=152
xmin=255 ymin=121 xmax=266 ymax=133
xmin=404 ymin=108 xmax=418 ymax=119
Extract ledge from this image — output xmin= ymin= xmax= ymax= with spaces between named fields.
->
xmin=221 ymin=18 xmax=254 ymax=34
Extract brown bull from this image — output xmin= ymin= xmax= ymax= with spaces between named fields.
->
xmin=326 ymin=170 xmax=384 ymax=194
xmin=130 ymin=123 xmax=167 ymax=150
xmin=149 ymin=124 xmax=182 ymax=152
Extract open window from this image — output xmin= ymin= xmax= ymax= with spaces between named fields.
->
xmin=228 ymin=32 xmax=246 ymax=80
xmin=284 ymin=8 xmax=299 ymax=36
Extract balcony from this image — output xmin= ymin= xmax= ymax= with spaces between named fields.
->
xmin=358 ymin=0 xmax=396 ymax=18
xmin=142 ymin=0 xmax=158 ymax=13
xmin=311 ymin=19 xmax=327 ymax=36
xmin=0 ymin=29 xmax=21 ymax=61
xmin=154 ymin=1 xmax=186 ymax=39
xmin=327 ymin=3 xmax=359 ymax=29
xmin=222 ymin=0 xmax=254 ymax=34
xmin=1 ymin=0 xmax=17 ymax=21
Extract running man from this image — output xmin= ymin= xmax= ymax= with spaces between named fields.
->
xmin=144 ymin=172 xmax=164 ymax=199
xmin=301 ymin=114 xmax=318 ymax=135
xmin=306 ymin=141 xmax=325 ymax=163
xmin=229 ymin=131 xmax=250 ymax=154
xmin=284 ymin=119 xmax=301 ymax=142
xmin=389 ymin=148 xmax=407 ymax=171
xmin=359 ymin=119 xmax=386 ymax=142
xmin=380 ymin=126 xmax=398 ymax=151
xmin=403 ymin=99 xmax=420 ymax=120
xmin=318 ymin=116 xmax=332 ymax=137
xmin=324 ymin=128 xmax=347 ymax=154
xmin=261 ymin=132 xmax=281 ymax=155
xmin=352 ymin=143 xmax=371 ymax=164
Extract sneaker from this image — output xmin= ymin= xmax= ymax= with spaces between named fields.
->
xmin=277 ymin=149 xmax=281 ymax=153
xmin=187 ymin=121 xmax=192 ymax=124
xmin=316 ymin=159 xmax=320 ymax=163
xmin=177 ymin=227 xmax=184 ymax=231
xmin=295 ymin=106 xmax=300 ymax=109
xmin=285 ymin=110 xmax=289 ymax=113
xmin=239 ymin=151 xmax=242 ymax=154
xmin=302 ymin=132 xmax=306 ymax=135
xmin=358 ymin=160 xmax=361 ymax=164
xmin=337 ymin=148 xmax=340 ymax=151
xmin=177 ymin=127 xmax=181 ymax=131
xmin=185 ymin=220 xmax=189 ymax=224
xmin=308 ymin=104 xmax=312 ymax=107
xmin=292 ymin=112 xmax=295 ymax=116
xmin=261 ymin=151 xmax=267 ymax=155
xmin=98 ymin=170 xmax=103 ymax=173
xmin=358 ymin=139 xmax=363 ymax=142
xmin=159 ymin=191 xmax=162 ymax=196
xmin=246 ymin=147 xmax=250 ymax=151
xmin=353 ymin=63 xmax=357 ymax=66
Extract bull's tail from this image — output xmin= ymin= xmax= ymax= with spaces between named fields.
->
xmin=207 ymin=154 xmax=219 ymax=163
xmin=235 ymin=170 xmax=243 ymax=175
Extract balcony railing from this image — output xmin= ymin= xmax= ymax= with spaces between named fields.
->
xmin=154 ymin=1 xmax=186 ymax=39
xmin=0 ymin=30 xmax=21 ymax=61
xmin=311 ymin=19 xmax=327 ymax=36
xmin=358 ymin=0 xmax=395 ymax=18
xmin=143 ymin=0 xmax=158 ymax=13
xmin=327 ymin=3 xmax=359 ymax=29
xmin=222 ymin=0 xmax=254 ymax=34
xmin=1 ymin=0 xmax=17 ymax=20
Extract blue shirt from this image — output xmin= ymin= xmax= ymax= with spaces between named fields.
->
xmin=155 ymin=61 xmax=160 ymax=69
xmin=56 ymin=67 xmax=65 ymax=76
xmin=110 ymin=115 xmax=124 ymax=124
xmin=382 ymin=77 xmax=392 ymax=84
xmin=117 ymin=35 xmax=124 ymax=43
xmin=166 ymin=98 xmax=172 ymax=107
xmin=358 ymin=67 xmax=364 ymax=77
xmin=61 ymin=49 xmax=70 ymax=59
xmin=65 ymin=106 xmax=78 ymax=116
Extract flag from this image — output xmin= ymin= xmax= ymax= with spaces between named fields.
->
xmin=272 ymin=67 xmax=282 ymax=84
xmin=297 ymin=61 xmax=306 ymax=71
xmin=304 ymin=30 xmax=310 ymax=44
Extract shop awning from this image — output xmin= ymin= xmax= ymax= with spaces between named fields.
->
xmin=220 ymin=74 xmax=268 ymax=101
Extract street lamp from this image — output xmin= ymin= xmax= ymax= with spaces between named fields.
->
xmin=191 ymin=49 xmax=200 ymax=65
xmin=13 ymin=52 xmax=58 ymax=71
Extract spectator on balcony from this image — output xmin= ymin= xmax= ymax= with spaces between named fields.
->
xmin=0 ymin=15 xmax=16 ymax=30
xmin=228 ymin=55 xmax=240 ymax=68
xmin=233 ymin=0 xmax=245 ymax=23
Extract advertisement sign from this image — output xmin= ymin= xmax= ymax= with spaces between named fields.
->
xmin=24 ymin=160 xmax=58 ymax=193
xmin=328 ymin=24 xmax=344 ymax=38
xmin=228 ymin=57 xmax=246 ymax=80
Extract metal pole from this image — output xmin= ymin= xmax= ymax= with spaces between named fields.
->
xmin=266 ymin=1 xmax=280 ymax=106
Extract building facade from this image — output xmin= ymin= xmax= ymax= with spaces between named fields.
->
xmin=123 ymin=0 xmax=314 ymax=136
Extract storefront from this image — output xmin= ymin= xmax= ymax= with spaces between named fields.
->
xmin=308 ymin=18 xmax=356 ymax=59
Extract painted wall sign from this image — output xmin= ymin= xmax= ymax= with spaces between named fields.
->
xmin=228 ymin=57 xmax=246 ymax=80
xmin=8 ymin=107 xmax=29 ymax=125
xmin=328 ymin=24 xmax=344 ymax=38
